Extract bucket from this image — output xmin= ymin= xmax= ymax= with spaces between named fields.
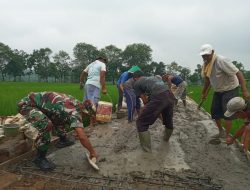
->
xmin=116 ymin=110 xmax=126 ymax=119
xmin=3 ymin=124 xmax=20 ymax=137
xmin=96 ymin=101 xmax=113 ymax=122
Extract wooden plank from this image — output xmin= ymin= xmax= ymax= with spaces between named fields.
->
xmin=0 ymin=170 xmax=20 ymax=188
xmin=0 ymin=136 xmax=59 ymax=169
xmin=0 ymin=130 xmax=76 ymax=169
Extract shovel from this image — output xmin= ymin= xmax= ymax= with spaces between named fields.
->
xmin=197 ymin=98 xmax=206 ymax=110
xmin=197 ymin=85 xmax=211 ymax=110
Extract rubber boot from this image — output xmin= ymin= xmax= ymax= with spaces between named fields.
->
xmin=56 ymin=135 xmax=75 ymax=148
xmin=163 ymin=128 xmax=173 ymax=142
xmin=138 ymin=131 xmax=152 ymax=152
xmin=33 ymin=149 xmax=56 ymax=171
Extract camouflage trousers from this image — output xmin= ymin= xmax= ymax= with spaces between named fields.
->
xmin=20 ymin=106 xmax=67 ymax=152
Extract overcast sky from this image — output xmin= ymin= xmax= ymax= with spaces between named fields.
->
xmin=0 ymin=0 xmax=249 ymax=72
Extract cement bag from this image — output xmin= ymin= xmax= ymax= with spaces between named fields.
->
xmin=20 ymin=123 xmax=38 ymax=140
xmin=122 ymin=96 xmax=127 ymax=109
xmin=96 ymin=101 xmax=113 ymax=122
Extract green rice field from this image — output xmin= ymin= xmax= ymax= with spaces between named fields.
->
xmin=0 ymin=82 xmax=118 ymax=116
xmin=0 ymin=81 xmax=247 ymax=137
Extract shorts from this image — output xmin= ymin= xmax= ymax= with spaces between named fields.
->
xmin=84 ymin=84 xmax=100 ymax=105
xmin=174 ymin=81 xmax=187 ymax=100
xmin=211 ymin=87 xmax=239 ymax=120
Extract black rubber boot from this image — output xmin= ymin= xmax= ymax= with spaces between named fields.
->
xmin=56 ymin=135 xmax=75 ymax=148
xmin=33 ymin=150 xmax=56 ymax=171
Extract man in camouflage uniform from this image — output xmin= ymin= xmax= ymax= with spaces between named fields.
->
xmin=18 ymin=92 xmax=97 ymax=171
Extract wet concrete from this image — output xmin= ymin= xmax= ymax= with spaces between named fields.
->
xmin=45 ymin=97 xmax=250 ymax=190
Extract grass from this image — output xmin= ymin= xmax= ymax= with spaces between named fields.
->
xmin=0 ymin=82 xmax=118 ymax=116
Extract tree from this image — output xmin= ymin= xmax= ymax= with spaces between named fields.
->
xmin=47 ymin=62 xmax=59 ymax=82
xmin=0 ymin=42 xmax=12 ymax=81
xmin=166 ymin=61 xmax=182 ymax=74
xmin=73 ymin=43 xmax=99 ymax=68
xmin=179 ymin=67 xmax=191 ymax=81
xmin=122 ymin=43 xmax=152 ymax=69
xmin=72 ymin=43 xmax=99 ymax=83
xmin=142 ymin=63 xmax=155 ymax=76
xmin=99 ymin=45 xmax=122 ymax=84
xmin=195 ymin=64 xmax=202 ymax=78
xmin=25 ymin=54 xmax=34 ymax=81
xmin=5 ymin=49 xmax=27 ymax=81
xmin=32 ymin=48 xmax=52 ymax=82
xmin=142 ymin=61 xmax=166 ymax=76
xmin=154 ymin=61 xmax=166 ymax=75
xmin=53 ymin=50 xmax=71 ymax=82
xmin=189 ymin=73 xmax=200 ymax=84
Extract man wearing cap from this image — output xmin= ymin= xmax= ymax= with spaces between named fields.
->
xmin=80 ymin=56 xmax=108 ymax=127
xmin=224 ymin=97 xmax=250 ymax=152
xmin=133 ymin=71 xmax=175 ymax=152
xmin=18 ymin=92 xmax=97 ymax=171
xmin=199 ymin=44 xmax=250 ymax=139
xmin=116 ymin=65 xmax=141 ymax=112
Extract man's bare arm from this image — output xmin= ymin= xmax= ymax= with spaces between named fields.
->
xmin=100 ymin=71 xmax=107 ymax=94
xmin=201 ymin=77 xmax=211 ymax=99
xmin=79 ymin=71 xmax=87 ymax=89
xmin=236 ymin=71 xmax=250 ymax=99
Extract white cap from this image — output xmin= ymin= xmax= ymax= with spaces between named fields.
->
xmin=199 ymin=44 xmax=213 ymax=55
xmin=224 ymin=97 xmax=247 ymax=117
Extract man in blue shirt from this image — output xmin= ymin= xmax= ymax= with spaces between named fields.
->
xmin=162 ymin=73 xmax=187 ymax=107
xmin=116 ymin=66 xmax=141 ymax=111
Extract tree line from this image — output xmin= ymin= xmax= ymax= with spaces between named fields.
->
xmin=0 ymin=42 xmax=249 ymax=84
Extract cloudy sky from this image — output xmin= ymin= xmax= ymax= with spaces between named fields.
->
xmin=0 ymin=0 xmax=249 ymax=72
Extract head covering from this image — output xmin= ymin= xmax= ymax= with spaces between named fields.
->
xmin=224 ymin=97 xmax=247 ymax=117
xmin=128 ymin=66 xmax=141 ymax=73
xmin=200 ymin=44 xmax=213 ymax=55
xmin=97 ymin=56 xmax=108 ymax=63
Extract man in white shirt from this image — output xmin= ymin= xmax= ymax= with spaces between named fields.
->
xmin=80 ymin=56 xmax=107 ymax=127
xmin=200 ymin=44 xmax=249 ymax=140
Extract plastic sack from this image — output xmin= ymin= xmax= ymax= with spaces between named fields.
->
xmin=96 ymin=101 xmax=112 ymax=122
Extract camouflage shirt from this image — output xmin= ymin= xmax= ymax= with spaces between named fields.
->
xmin=18 ymin=92 xmax=86 ymax=128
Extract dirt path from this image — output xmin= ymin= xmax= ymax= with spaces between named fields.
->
xmin=4 ymin=98 xmax=250 ymax=189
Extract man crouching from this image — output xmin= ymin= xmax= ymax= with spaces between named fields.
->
xmin=18 ymin=91 xmax=97 ymax=171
